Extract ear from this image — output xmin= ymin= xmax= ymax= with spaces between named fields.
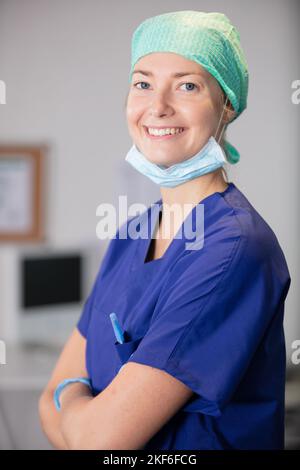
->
xmin=224 ymin=105 xmax=236 ymax=124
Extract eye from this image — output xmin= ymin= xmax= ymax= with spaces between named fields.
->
xmin=133 ymin=81 xmax=150 ymax=90
xmin=179 ymin=82 xmax=199 ymax=92
xmin=132 ymin=81 xmax=200 ymax=92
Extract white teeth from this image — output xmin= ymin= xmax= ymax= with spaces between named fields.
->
xmin=147 ymin=127 xmax=184 ymax=136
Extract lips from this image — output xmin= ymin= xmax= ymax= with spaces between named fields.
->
xmin=143 ymin=126 xmax=186 ymax=140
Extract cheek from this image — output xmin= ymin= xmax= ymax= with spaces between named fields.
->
xmin=126 ymin=105 xmax=137 ymax=126
xmin=126 ymin=105 xmax=142 ymax=142
xmin=126 ymin=96 xmax=145 ymax=124
xmin=183 ymin=104 xmax=216 ymax=130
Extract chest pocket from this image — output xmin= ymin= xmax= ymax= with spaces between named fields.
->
xmin=114 ymin=331 xmax=144 ymax=373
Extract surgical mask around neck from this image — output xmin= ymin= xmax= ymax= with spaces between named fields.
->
xmin=125 ymin=97 xmax=229 ymax=188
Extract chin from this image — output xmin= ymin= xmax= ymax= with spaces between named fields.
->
xmin=145 ymin=153 xmax=176 ymax=167
xmin=136 ymin=142 xmax=184 ymax=167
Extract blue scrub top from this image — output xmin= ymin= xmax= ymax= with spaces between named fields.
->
xmin=76 ymin=182 xmax=291 ymax=450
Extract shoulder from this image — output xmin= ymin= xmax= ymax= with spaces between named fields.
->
xmin=221 ymin=183 xmax=287 ymax=266
xmin=173 ymin=183 xmax=288 ymax=284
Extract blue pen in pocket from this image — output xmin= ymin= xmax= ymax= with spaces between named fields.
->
xmin=109 ymin=312 xmax=125 ymax=344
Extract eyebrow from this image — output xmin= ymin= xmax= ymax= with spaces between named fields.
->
xmin=132 ymin=69 xmax=205 ymax=78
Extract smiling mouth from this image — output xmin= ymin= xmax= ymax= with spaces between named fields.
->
xmin=143 ymin=126 xmax=186 ymax=140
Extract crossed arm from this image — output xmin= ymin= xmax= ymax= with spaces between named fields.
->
xmin=38 ymin=327 xmax=194 ymax=450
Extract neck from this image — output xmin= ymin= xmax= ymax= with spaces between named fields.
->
xmin=160 ymin=168 xmax=228 ymax=208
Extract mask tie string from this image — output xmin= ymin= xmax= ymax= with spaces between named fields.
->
xmin=214 ymin=95 xmax=229 ymax=144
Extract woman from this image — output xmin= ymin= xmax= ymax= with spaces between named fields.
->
xmin=39 ymin=11 xmax=291 ymax=450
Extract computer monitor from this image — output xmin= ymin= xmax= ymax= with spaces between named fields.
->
xmin=21 ymin=254 xmax=82 ymax=309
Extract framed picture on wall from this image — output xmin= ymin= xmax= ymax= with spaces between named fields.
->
xmin=0 ymin=145 xmax=45 ymax=242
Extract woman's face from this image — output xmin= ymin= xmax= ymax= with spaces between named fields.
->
xmin=126 ymin=52 xmax=225 ymax=167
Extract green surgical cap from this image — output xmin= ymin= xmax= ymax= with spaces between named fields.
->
xmin=129 ymin=10 xmax=249 ymax=164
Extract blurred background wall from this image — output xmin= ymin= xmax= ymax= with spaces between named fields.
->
xmin=0 ymin=0 xmax=299 ymax=449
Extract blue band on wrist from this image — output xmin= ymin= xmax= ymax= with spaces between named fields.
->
xmin=53 ymin=377 xmax=92 ymax=411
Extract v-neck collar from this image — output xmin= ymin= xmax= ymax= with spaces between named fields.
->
xmin=130 ymin=182 xmax=236 ymax=271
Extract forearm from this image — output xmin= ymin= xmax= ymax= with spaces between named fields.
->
xmin=38 ymin=390 xmax=69 ymax=450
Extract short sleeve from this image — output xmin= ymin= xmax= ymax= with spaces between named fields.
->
xmin=76 ymin=281 xmax=98 ymax=339
xmin=128 ymin=233 xmax=290 ymax=416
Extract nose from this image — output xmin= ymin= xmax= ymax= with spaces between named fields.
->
xmin=149 ymin=91 xmax=173 ymax=117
